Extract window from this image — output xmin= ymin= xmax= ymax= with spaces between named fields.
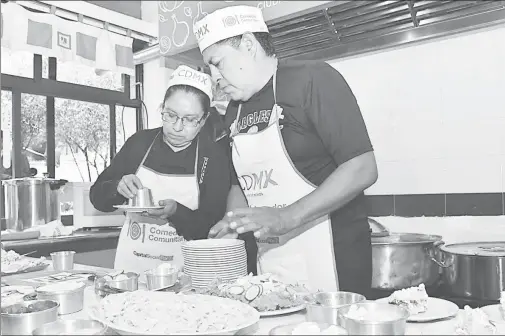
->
xmin=1 ymin=91 xmax=13 ymax=174
xmin=116 ymin=105 xmax=137 ymax=152
xmin=55 ymin=98 xmax=110 ymax=182
xmin=21 ymin=94 xmax=47 ymax=177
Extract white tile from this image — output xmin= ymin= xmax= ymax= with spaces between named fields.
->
xmin=367 ymin=159 xmax=447 ymax=195
xmin=393 ymin=121 xmax=445 ymax=160
xmin=443 ymin=157 xmax=503 ymax=193
xmin=443 ymin=119 xmax=505 ymax=159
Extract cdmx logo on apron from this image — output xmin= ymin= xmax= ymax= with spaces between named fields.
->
xmin=127 ymin=221 xmax=146 ymax=243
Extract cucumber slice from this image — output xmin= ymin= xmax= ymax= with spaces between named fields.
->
xmin=244 ymin=285 xmax=261 ymax=302
xmin=228 ymin=285 xmax=245 ymax=295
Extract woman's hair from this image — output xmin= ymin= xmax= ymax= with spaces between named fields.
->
xmin=161 ymin=84 xmax=211 ymax=117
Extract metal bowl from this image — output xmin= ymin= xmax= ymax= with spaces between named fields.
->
xmin=32 ymin=319 xmax=107 ymax=335
xmin=337 ymin=302 xmax=409 ymax=335
xmin=0 ymin=300 xmax=59 ymax=335
xmin=106 ymin=272 xmax=139 ymax=291
xmin=35 ymin=281 xmax=86 ymax=315
xmin=306 ymin=292 xmax=366 ymax=325
xmin=145 ymin=266 xmax=178 ymax=290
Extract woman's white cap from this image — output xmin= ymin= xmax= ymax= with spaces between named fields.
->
xmin=167 ymin=65 xmax=213 ymax=101
xmin=193 ymin=5 xmax=269 ymax=52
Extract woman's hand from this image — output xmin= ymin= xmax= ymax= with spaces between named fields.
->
xmin=117 ymin=174 xmax=143 ymax=199
xmin=145 ymin=199 xmax=177 ymax=221
xmin=208 ymin=215 xmax=238 ymax=239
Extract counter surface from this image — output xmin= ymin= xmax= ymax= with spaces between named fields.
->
xmin=2 ymin=263 xmax=483 ymax=336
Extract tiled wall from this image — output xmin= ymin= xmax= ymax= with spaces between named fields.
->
xmin=329 ymin=25 xmax=505 ymax=216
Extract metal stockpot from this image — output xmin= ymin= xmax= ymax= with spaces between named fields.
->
xmin=371 ymin=232 xmax=443 ymax=290
xmin=434 ymin=241 xmax=505 ymax=301
xmin=2 ymin=178 xmax=67 ymax=231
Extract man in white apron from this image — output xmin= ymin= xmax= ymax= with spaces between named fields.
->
xmin=194 ymin=6 xmax=378 ymax=295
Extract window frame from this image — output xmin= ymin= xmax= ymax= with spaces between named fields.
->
xmin=1 ymin=53 xmax=144 ymax=178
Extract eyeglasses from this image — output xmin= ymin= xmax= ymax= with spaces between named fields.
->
xmin=161 ymin=111 xmax=206 ymax=128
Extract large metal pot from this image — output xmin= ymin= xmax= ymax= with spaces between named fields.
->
xmin=435 ymin=241 xmax=505 ymax=301
xmin=371 ymin=232 xmax=443 ymax=290
xmin=2 ymin=178 xmax=67 ymax=231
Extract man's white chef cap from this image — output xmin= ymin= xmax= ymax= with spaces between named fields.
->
xmin=167 ymin=65 xmax=213 ymax=101
xmin=193 ymin=5 xmax=269 ymax=52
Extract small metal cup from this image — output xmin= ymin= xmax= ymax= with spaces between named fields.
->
xmin=50 ymin=251 xmax=75 ymax=271
xmin=129 ymin=188 xmax=154 ymax=207
xmin=145 ymin=267 xmax=178 ymax=290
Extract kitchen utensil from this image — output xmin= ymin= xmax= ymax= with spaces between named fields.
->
xmin=371 ymin=233 xmax=443 ymax=290
xmin=22 ymin=250 xmax=37 ymax=256
xmin=35 ymin=281 xmax=86 ymax=315
xmin=32 ymin=319 xmax=107 ymax=335
xmin=145 ymin=265 xmax=178 ymax=290
xmin=433 ymin=241 xmax=505 ymax=301
xmin=337 ymin=302 xmax=409 ymax=335
xmin=2 ymin=178 xmax=67 ymax=232
xmin=0 ymin=300 xmax=59 ymax=335
xmin=106 ymin=272 xmax=139 ymax=291
xmin=50 ymin=251 xmax=75 ymax=271
xmin=306 ymin=292 xmax=366 ymax=325
xmin=129 ymin=188 xmax=154 ymax=207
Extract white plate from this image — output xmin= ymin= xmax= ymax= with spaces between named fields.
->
xmin=182 ymin=239 xmax=244 ymax=249
xmin=260 ymin=304 xmax=306 ymax=317
xmin=375 ymin=297 xmax=459 ymax=322
xmin=113 ymin=205 xmax=164 ymax=212
xmin=482 ymin=304 xmax=505 ymax=323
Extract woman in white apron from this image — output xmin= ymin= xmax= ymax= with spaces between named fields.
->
xmin=89 ymin=65 xmax=253 ymax=276
xmin=194 ymin=6 xmax=378 ymax=295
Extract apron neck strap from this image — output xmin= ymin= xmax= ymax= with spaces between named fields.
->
xmin=137 ymin=131 xmax=161 ymax=171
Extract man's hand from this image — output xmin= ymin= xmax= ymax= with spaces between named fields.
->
xmin=145 ymin=199 xmax=177 ymax=221
xmin=226 ymin=207 xmax=297 ymax=238
xmin=117 ymin=174 xmax=143 ymax=199
xmin=208 ymin=215 xmax=238 ymax=239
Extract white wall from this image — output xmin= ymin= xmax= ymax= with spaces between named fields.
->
xmin=329 ymin=25 xmax=505 ymax=196
xmin=142 ymin=58 xmax=174 ymax=128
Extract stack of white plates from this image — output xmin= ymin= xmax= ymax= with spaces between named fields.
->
xmin=181 ymin=239 xmax=248 ymax=289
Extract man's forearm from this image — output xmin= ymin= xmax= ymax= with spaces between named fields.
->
xmin=285 ymin=151 xmax=378 ymax=230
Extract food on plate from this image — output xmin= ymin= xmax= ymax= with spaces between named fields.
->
xmin=156 ymin=262 xmax=177 ymax=273
xmin=114 ymin=274 xmax=129 ymax=281
xmin=1 ymin=286 xmax=35 ymax=307
xmin=454 ymin=306 xmax=497 ymax=335
xmin=95 ymin=290 xmax=259 ymax=334
xmin=291 ymin=322 xmax=347 ymax=335
xmin=344 ymin=304 xmax=399 ymax=322
xmin=388 ymin=283 xmax=428 ymax=314
xmin=196 ymin=273 xmax=307 ymax=312
xmin=1 ymin=249 xmax=47 ymax=274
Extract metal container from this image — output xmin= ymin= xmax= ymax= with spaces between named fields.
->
xmin=129 ymin=188 xmax=154 ymax=207
xmin=2 ymin=178 xmax=67 ymax=231
xmin=145 ymin=266 xmax=178 ymax=290
xmin=0 ymin=300 xmax=59 ymax=335
xmin=32 ymin=319 xmax=107 ymax=335
xmin=306 ymin=292 xmax=366 ymax=325
xmin=35 ymin=282 xmax=86 ymax=315
xmin=435 ymin=241 xmax=505 ymax=301
xmin=50 ymin=251 xmax=75 ymax=271
xmin=337 ymin=302 xmax=409 ymax=335
xmin=371 ymin=233 xmax=443 ymax=290
xmin=106 ymin=272 xmax=139 ymax=291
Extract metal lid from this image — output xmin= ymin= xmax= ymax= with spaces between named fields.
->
xmin=372 ymin=233 xmax=442 ymax=245
xmin=1 ymin=178 xmax=67 ymax=186
xmin=440 ymin=241 xmax=505 ymax=256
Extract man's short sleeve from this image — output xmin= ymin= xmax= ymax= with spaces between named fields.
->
xmin=305 ymin=63 xmax=373 ymax=166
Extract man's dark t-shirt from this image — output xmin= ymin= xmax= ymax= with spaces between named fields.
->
xmin=225 ymin=59 xmax=374 ymax=295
